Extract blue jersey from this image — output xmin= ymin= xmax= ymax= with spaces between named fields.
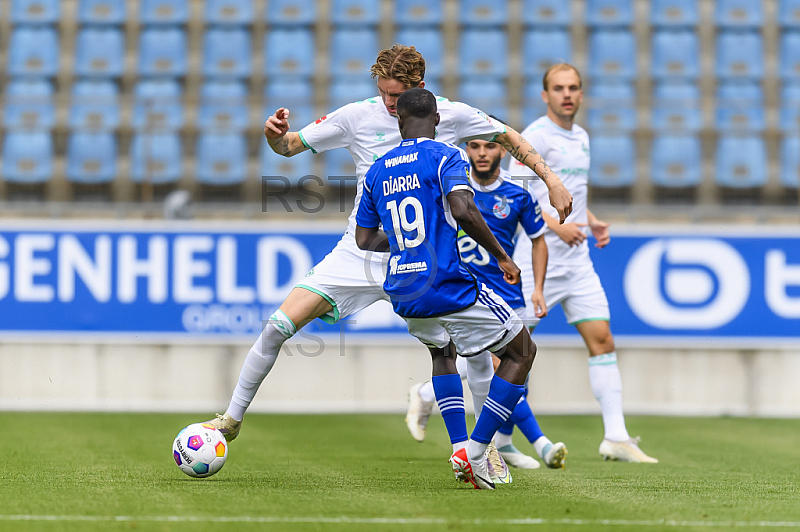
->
xmin=457 ymin=168 xmax=545 ymax=309
xmin=356 ymin=138 xmax=478 ymax=318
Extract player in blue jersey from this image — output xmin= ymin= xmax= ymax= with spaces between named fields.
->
xmin=355 ymin=88 xmax=539 ymax=490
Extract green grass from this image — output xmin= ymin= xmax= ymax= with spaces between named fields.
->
xmin=1 ymin=413 xmax=799 ymax=532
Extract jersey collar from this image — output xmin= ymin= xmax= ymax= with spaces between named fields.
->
xmin=470 ymin=172 xmax=503 ymax=192
xmin=543 ymin=115 xmax=575 ymax=135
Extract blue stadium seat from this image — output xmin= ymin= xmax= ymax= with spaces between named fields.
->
xmin=264 ymin=28 xmax=315 ymax=77
xmin=1 ymin=132 xmax=53 ymax=183
xmin=459 ymin=29 xmax=508 ymax=78
xmin=420 ymin=77 xmax=441 ymax=96
xmin=460 ymin=0 xmax=507 ymax=26
xmin=66 ymin=132 xmax=117 ymax=184
xmin=588 ymin=30 xmax=636 ymax=80
xmin=780 ymin=31 xmax=800 ymax=80
xmin=266 ymin=0 xmax=316 ymax=26
xmin=130 ymin=134 xmax=183 ymax=184
xmin=395 ymin=27 xmax=443 ymax=76
xmin=197 ymin=81 xmax=249 ymax=131
xmin=651 ymin=0 xmax=698 ymax=27
xmin=7 ymin=27 xmax=59 ymax=78
xmin=138 ymin=28 xmax=187 ymax=77
xmin=69 ymin=80 xmax=120 ymax=131
xmin=780 ymin=136 xmax=800 ymax=188
xmin=460 ymin=80 xmax=507 ymax=119
xmin=324 ymin=148 xmax=357 ymax=183
xmin=716 ymin=31 xmax=763 ymax=80
xmin=586 ymin=82 xmax=636 ymax=132
xmin=11 ymin=0 xmax=60 ymax=23
xmin=651 ymin=30 xmax=699 ymax=80
xmin=652 ymin=81 xmax=702 ymax=131
xmin=196 ymin=134 xmax=247 ymax=185
xmin=202 ymin=28 xmax=251 ymax=78
xmin=523 ymin=29 xmax=572 ymax=79
xmin=779 ymin=0 xmax=800 ymax=28
xmin=522 ymin=82 xmax=547 ymax=124
xmin=715 ymin=0 xmax=763 ymax=28
xmin=264 ymin=80 xmax=314 ymax=109
xmin=329 ymin=79 xmax=376 ymax=109
xmin=3 ymin=80 xmax=56 ymax=130
xmin=651 ymin=135 xmax=702 ymax=188
xmin=586 ymin=0 xmax=634 ymax=27
xmin=330 ymin=29 xmax=379 ymax=77
xmin=261 ymin=142 xmax=314 ymax=186
xmin=396 ymin=0 xmax=443 ymax=26
xmin=522 ymin=0 xmax=571 ymax=27
xmin=330 ymin=0 xmax=380 ymax=26
xmin=205 ymin=0 xmax=253 ymax=25
xmin=140 ymin=0 xmax=188 ymax=24
xmin=715 ymin=135 xmax=768 ymax=188
xmin=75 ymin=28 xmax=125 ymax=78
xmin=589 ymin=135 xmax=636 ymax=187
xmin=780 ymin=83 xmax=800 ymax=131
xmin=132 ymin=80 xmax=184 ymax=131
xmin=716 ymin=82 xmax=765 ymax=132
xmin=77 ymin=0 xmax=126 ymax=24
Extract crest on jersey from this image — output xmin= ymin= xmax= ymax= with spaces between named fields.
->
xmin=315 ymin=115 xmax=327 ymax=125
xmin=492 ymin=195 xmax=510 ymax=219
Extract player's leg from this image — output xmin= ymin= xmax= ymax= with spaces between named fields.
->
xmin=405 ymin=380 xmax=435 ymax=442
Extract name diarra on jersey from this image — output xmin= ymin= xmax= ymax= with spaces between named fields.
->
xmin=381 ymin=151 xmax=422 ymax=196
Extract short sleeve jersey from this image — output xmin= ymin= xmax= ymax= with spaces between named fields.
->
xmin=299 ymin=96 xmax=506 ymax=237
xmin=356 ymin=138 xmax=479 ymax=319
xmin=457 ymin=168 xmax=545 ymax=308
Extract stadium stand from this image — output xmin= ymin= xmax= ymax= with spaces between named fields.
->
xmin=266 ymin=0 xmax=316 ymax=25
xmin=1 ymin=132 xmax=53 ymax=183
xmin=329 ymin=28 xmax=380 ymax=77
xmin=204 ymin=0 xmax=254 ymax=25
xmin=261 ymin=143 xmax=314 ymax=186
xmin=138 ymin=28 xmax=188 ymax=77
xmin=650 ymin=0 xmax=698 ymax=27
xmin=66 ymin=132 xmax=118 ymax=184
xmin=652 ymin=81 xmax=702 ymax=131
xmin=459 ymin=79 xmax=508 ymax=119
xmin=780 ymin=136 xmax=800 ymax=189
xmin=522 ymin=0 xmax=571 ymax=27
xmin=780 ymin=83 xmax=800 ymax=131
xmin=75 ymin=27 xmax=125 ymax=78
xmin=330 ymin=0 xmax=380 ymax=26
xmin=68 ymin=80 xmax=121 ymax=131
xmin=263 ymin=28 xmax=315 ymax=78
xmin=459 ymin=29 xmax=508 ymax=78
xmin=779 ymin=31 xmax=800 ymax=80
xmin=715 ymin=0 xmax=763 ymax=28
xmin=77 ymin=0 xmax=126 ymax=24
xmin=132 ymin=79 xmax=184 ymax=131
xmin=716 ymin=82 xmax=765 ymax=132
xmin=10 ymin=0 xmax=60 ymax=23
xmin=651 ymin=29 xmax=700 ymax=80
xmin=395 ymin=27 xmax=444 ymax=79
xmin=588 ymin=29 xmax=636 ymax=80
xmin=197 ymin=81 xmax=250 ymax=131
xmin=586 ymin=82 xmax=636 ymax=132
xmin=329 ymin=79 xmax=376 ymax=110
xmin=130 ymin=134 xmax=183 ymax=184
xmin=716 ymin=30 xmax=764 ymax=80
xmin=651 ymin=135 xmax=703 ymax=189
xmin=586 ymin=0 xmax=634 ymax=27
xmin=7 ymin=26 xmax=60 ymax=78
xmin=395 ymin=0 xmax=443 ymax=26
xmin=202 ymin=28 xmax=252 ymax=78
xmin=195 ymin=134 xmax=247 ymax=185
xmin=589 ymin=134 xmax=636 ymax=188
xmin=460 ymin=0 xmax=507 ymax=26
xmin=715 ymin=135 xmax=768 ymax=189
xmin=779 ymin=0 xmax=800 ymax=27
xmin=523 ymin=28 xmax=572 ymax=79
xmin=140 ymin=0 xmax=188 ymax=24
xmin=3 ymin=80 xmax=56 ymax=130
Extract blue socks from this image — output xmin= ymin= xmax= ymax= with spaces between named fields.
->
xmin=470 ymin=375 xmax=526 ymax=445
xmin=508 ymin=395 xmax=545 ymax=443
xmin=432 ymin=374 xmax=467 ymax=445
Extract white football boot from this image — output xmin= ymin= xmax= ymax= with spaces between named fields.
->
xmin=486 ymin=441 xmax=513 ymax=484
xmin=203 ymin=413 xmax=241 ymax=442
xmin=542 ymin=441 xmax=569 ymax=469
xmin=599 ymin=437 xmax=658 ymax=463
xmin=450 ymin=447 xmax=495 ymax=490
xmin=498 ymin=443 xmax=541 ymax=469
xmin=405 ymin=382 xmax=434 ymax=442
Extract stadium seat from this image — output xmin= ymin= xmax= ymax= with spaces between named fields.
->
xmin=77 ymin=0 xmax=126 ymax=24
xmin=521 ymin=82 xmax=547 ymax=124
xmin=264 ymin=79 xmax=314 ymax=109
xmin=588 ymin=30 xmax=636 ymax=81
xmin=395 ymin=27 xmax=443 ymax=76
xmin=522 ymin=0 xmax=571 ymax=27
xmin=650 ymin=0 xmax=698 ymax=27
xmin=395 ymin=0 xmax=443 ymax=26
xmin=263 ymin=28 xmax=315 ymax=77
xmin=780 ymin=83 xmax=800 ymax=131
xmin=197 ymin=81 xmax=249 ymax=131
xmin=265 ymin=104 xmax=314 ymax=132
xmin=196 ymin=134 xmax=247 ymax=185
xmin=460 ymin=0 xmax=507 ymax=26
xmin=651 ymin=135 xmax=702 ymax=188
xmin=586 ymin=82 xmax=636 ymax=132
xmin=329 ymin=79 xmax=377 ymax=109
xmin=266 ymin=0 xmax=316 ymax=26
xmin=324 ymin=148 xmax=357 ymax=183
xmin=75 ymin=28 xmax=125 ymax=78
xmin=68 ymin=80 xmax=120 ymax=131
xmin=716 ymin=82 xmax=765 ymax=132
xmin=132 ymin=80 xmax=184 ymax=131
xmin=651 ymin=30 xmax=699 ymax=80
xmin=7 ymin=27 xmax=59 ymax=78
xmin=202 ymin=28 xmax=251 ymax=78
xmin=3 ymin=80 xmax=56 ymax=130
xmin=138 ymin=28 xmax=187 ymax=77
xmin=1 ymin=132 xmax=53 ymax=183
xmin=329 ymin=29 xmax=379 ymax=77
xmin=589 ymin=135 xmax=636 ymax=187
xmin=586 ymin=0 xmax=634 ymax=27
xmin=205 ymin=0 xmax=253 ymax=24
xmin=66 ymin=132 xmax=117 ymax=184
xmin=780 ymin=136 xmax=800 ymax=188
xmin=716 ymin=31 xmax=763 ymax=80
xmin=523 ymin=29 xmax=572 ymax=80
xmin=652 ymin=81 xmax=702 ymax=131
xmin=779 ymin=0 xmax=800 ymax=28
xmin=715 ymin=0 xmax=763 ymax=28
xmin=459 ymin=80 xmax=508 ymax=119
xmin=140 ymin=0 xmax=188 ymax=24
xmin=715 ymin=135 xmax=768 ymax=188
xmin=780 ymin=31 xmax=800 ymax=80
xmin=261 ymin=142 xmax=314 ymax=186
xmin=330 ymin=0 xmax=380 ymax=26
xmin=130 ymin=133 xmax=183 ymax=184
xmin=11 ymin=0 xmax=60 ymax=23
xmin=459 ymin=29 xmax=508 ymax=78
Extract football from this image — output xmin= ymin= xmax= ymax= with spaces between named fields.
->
xmin=172 ymin=423 xmax=228 ymax=478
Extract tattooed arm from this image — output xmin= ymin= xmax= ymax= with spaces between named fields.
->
xmin=263 ymin=107 xmax=310 ymax=157
xmin=495 ymin=127 xmax=573 ymax=223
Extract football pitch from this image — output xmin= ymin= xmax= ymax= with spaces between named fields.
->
xmin=2 ymin=413 xmax=799 ymax=532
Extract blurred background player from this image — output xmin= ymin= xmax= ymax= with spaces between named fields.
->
xmin=406 ymin=131 xmax=568 ymax=473
xmin=511 ymin=64 xmax=657 ymax=463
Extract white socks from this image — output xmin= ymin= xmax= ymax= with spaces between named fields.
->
xmin=588 ymin=352 xmax=630 ymax=442
xmin=495 ymin=431 xmax=513 ymax=448
xmin=462 ymin=352 xmax=493 ymax=420
xmin=226 ymin=310 xmax=296 ymax=421
xmin=418 ymin=380 xmax=436 ymax=403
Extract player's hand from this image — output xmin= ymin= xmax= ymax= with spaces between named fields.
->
xmin=531 ymin=290 xmax=548 ymax=318
xmin=589 ymin=219 xmax=610 ymax=248
xmin=498 ymin=256 xmax=521 ymax=285
xmin=554 ymin=223 xmax=587 ymax=247
xmin=264 ymin=108 xmax=291 ymax=140
xmin=549 ymin=181 xmax=573 ymax=224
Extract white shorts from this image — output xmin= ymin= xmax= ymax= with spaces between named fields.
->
xmin=404 ymin=285 xmax=524 ymax=356
xmin=521 ymin=261 xmax=610 ymax=327
xmin=295 ymin=233 xmax=389 ymax=323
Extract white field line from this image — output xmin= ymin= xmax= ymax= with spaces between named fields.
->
xmin=1 ymin=515 xmax=800 ymax=528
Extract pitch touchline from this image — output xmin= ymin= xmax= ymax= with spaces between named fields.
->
xmin=2 ymin=516 xmax=800 ymax=527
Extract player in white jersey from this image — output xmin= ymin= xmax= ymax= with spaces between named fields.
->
xmin=204 ymin=45 xmax=573 ymax=441
xmin=510 ymin=64 xmax=657 ymax=463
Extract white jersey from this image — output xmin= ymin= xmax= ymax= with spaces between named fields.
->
xmin=298 ymin=96 xmax=506 ymax=238
xmin=509 ymin=116 xmax=591 ymax=266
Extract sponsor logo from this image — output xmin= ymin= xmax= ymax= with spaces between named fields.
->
xmin=384 ymin=152 xmax=419 ymax=168
xmin=315 ymin=115 xmax=327 ymax=124
xmin=581 ymin=142 xmax=589 ymax=154
xmin=374 ymin=132 xmax=386 ymax=141
xmin=305 ymin=267 xmax=315 ymax=278
xmin=492 ymin=195 xmax=511 ymax=219
xmin=175 ymin=439 xmax=193 ymax=464
xmin=389 ymin=256 xmax=428 ymax=275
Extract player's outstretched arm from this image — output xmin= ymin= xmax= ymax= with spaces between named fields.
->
xmin=495 ymin=127 xmax=573 ymax=223
xmin=355 ymin=225 xmax=391 ymax=252
xmin=530 ymin=234 xmax=548 ymax=318
xmin=447 ymin=189 xmax=520 ymax=285
xmin=264 ymin=108 xmax=310 ymax=157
